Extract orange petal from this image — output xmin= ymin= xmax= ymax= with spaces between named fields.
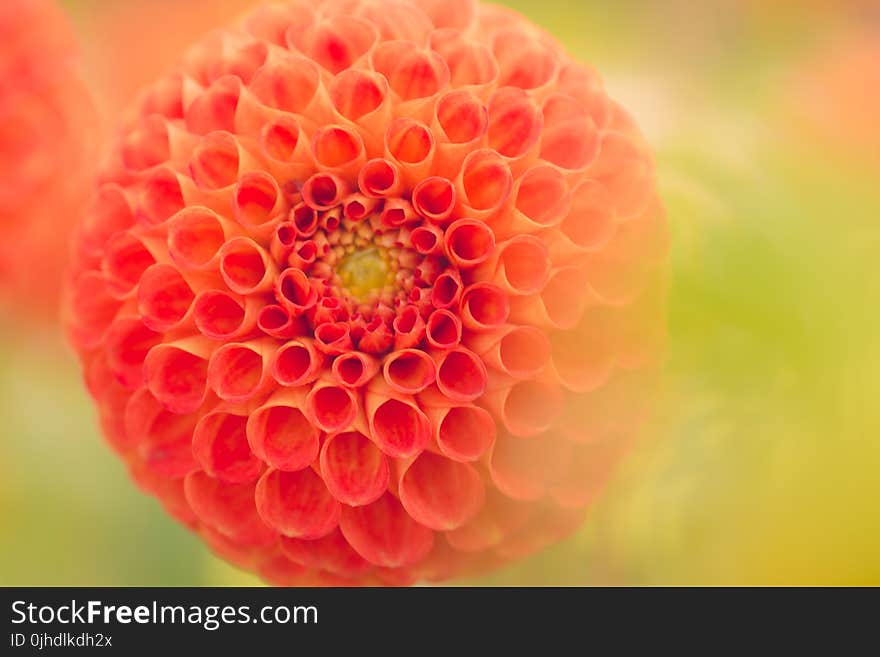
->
xmin=246 ymin=388 xmax=319 ymax=472
xmin=255 ymin=467 xmax=341 ymax=539
xmin=319 ymin=429 xmax=389 ymax=506
xmin=339 ymin=492 xmax=434 ymax=568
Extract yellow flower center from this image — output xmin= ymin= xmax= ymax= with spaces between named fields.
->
xmin=336 ymin=246 xmax=393 ymax=301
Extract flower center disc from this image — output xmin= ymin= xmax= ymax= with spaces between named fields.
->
xmin=336 ymin=246 xmax=392 ymax=301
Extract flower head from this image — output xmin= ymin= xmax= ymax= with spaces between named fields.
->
xmin=65 ymin=0 xmax=667 ymax=585
xmin=0 ymin=0 xmax=96 ymax=318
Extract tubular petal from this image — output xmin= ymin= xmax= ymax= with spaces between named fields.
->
xmin=167 ymin=206 xmax=233 ymax=270
xmin=489 ymin=431 xmax=573 ymax=501
xmin=143 ymin=338 xmax=211 ymax=414
xmin=301 ymin=172 xmax=349 ymax=210
xmin=412 ymin=176 xmax=456 ymax=224
xmin=314 ymin=321 xmax=354 ymax=356
xmin=365 ymin=385 xmax=431 ymax=459
xmin=343 ymin=193 xmax=380 ymax=221
xmin=247 ymin=388 xmax=319 ymax=472
xmin=271 ymin=338 xmax=324 ymax=386
xmin=357 ymin=158 xmax=402 ymax=198
xmin=410 ymin=223 xmax=445 ymax=255
xmin=68 ymin=272 xmax=122 ymax=348
xmin=287 ymin=15 xmax=378 ymax=76
xmin=435 ymin=89 xmax=488 ymax=145
xmin=276 ymin=267 xmax=318 ymax=314
xmin=456 ymin=149 xmax=512 ymax=218
xmin=138 ymin=167 xmax=185 ymax=225
xmin=493 ymin=28 xmax=558 ymax=91
xmin=193 ymin=289 xmax=260 ymax=340
xmin=430 ymin=31 xmax=497 ymax=89
xmin=219 ymin=236 xmax=276 ymax=295
xmin=429 ymin=269 xmax=464 ymax=310
xmin=511 ymin=164 xmax=570 ymax=231
xmin=399 ymin=452 xmax=484 ymax=530
xmin=332 ymin=351 xmax=379 ymax=388
xmin=249 ymin=55 xmax=322 ymax=114
xmin=556 ymin=180 xmax=616 ymax=254
xmin=460 ymin=283 xmax=509 ymax=331
xmin=445 ymin=487 xmax=533 ymax=553
xmin=539 ymin=266 xmax=591 ymax=328
xmin=207 ymin=339 xmax=277 ymax=402
xmin=313 ymin=125 xmax=366 ymax=176
xmin=484 ymin=235 xmax=551 ymax=295
xmin=123 ymin=387 xmax=200 ymax=478
xmin=425 ymin=309 xmax=462 ymax=349
xmin=290 ymin=203 xmax=319 ymax=237
xmin=465 ymin=324 xmax=551 ymax=379
xmin=189 ymin=131 xmax=243 ymax=190
xmin=358 ymin=318 xmax=394 ymax=354
xmin=330 ymin=68 xmax=388 ymax=122
xmin=320 ymin=430 xmax=389 ymax=506
xmin=256 ymin=548 xmax=310 ymax=586
xmin=102 ymin=232 xmax=156 ymax=296
xmin=339 ymin=492 xmax=434 ymax=568
xmin=255 ymin=467 xmax=341 ymax=539
xmin=434 ymin=347 xmax=488 ymax=402
xmin=306 ymin=380 xmax=358 ymax=433
xmin=501 ymin=379 xmax=564 ymax=437
xmin=233 ymin=171 xmax=283 ymax=232
xmin=185 ymin=76 xmax=241 ymax=135
xmin=392 ymin=304 xmax=426 ymax=349
xmin=192 ymin=410 xmax=264 ymax=483
xmin=184 ymin=471 xmax=276 ymax=546
xmin=386 ymin=119 xmax=433 ymax=165
xmin=122 ymin=114 xmax=172 ymax=171
xmin=257 ymin=303 xmax=305 ymax=339
xmin=488 ymin=87 xmax=543 ymax=159
xmin=137 ymin=263 xmax=195 ymax=332
xmin=104 ymin=317 xmax=162 ymax=390
xmin=383 ymin=348 xmax=436 ymax=395
xmin=419 ymin=399 xmax=496 ymax=462
xmin=587 ymin=131 xmax=653 ymax=218
xmin=540 ymin=95 xmax=601 ymax=171
xmin=79 ymin=184 xmax=135 ymax=257
xmin=280 ymin=528 xmax=372 ymax=577
xmin=259 ymin=115 xmax=313 ymax=176
xmin=373 ymin=42 xmax=449 ymax=102
xmin=444 ymin=218 xmax=495 ymax=269
xmin=385 ymin=117 xmax=435 ymax=186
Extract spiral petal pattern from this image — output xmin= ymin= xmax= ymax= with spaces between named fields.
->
xmin=0 ymin=0 xmax=97 ymax=317
xmin=65 ymin=0 xmax=668 ymax=586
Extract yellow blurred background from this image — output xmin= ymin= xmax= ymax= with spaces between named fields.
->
xmin=1 ymin=0 xmax=878 ymax=585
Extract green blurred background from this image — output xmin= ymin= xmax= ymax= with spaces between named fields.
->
xmin=1 ymin=0 xmax=878 ymax=585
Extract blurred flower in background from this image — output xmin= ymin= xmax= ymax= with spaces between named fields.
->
xmin=1 ymin=0 xmax=879 ymax=586
xmin=68 ymin=0 xmax=255 ymax=118
xmin=0 ymin=0 xmax=97 ymax=319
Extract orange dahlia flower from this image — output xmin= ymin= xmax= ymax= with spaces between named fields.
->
xmin=0 ymin=0 xmax=97 ymax=319
xmin=65 ymin=0 xmax=667 ymax=585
